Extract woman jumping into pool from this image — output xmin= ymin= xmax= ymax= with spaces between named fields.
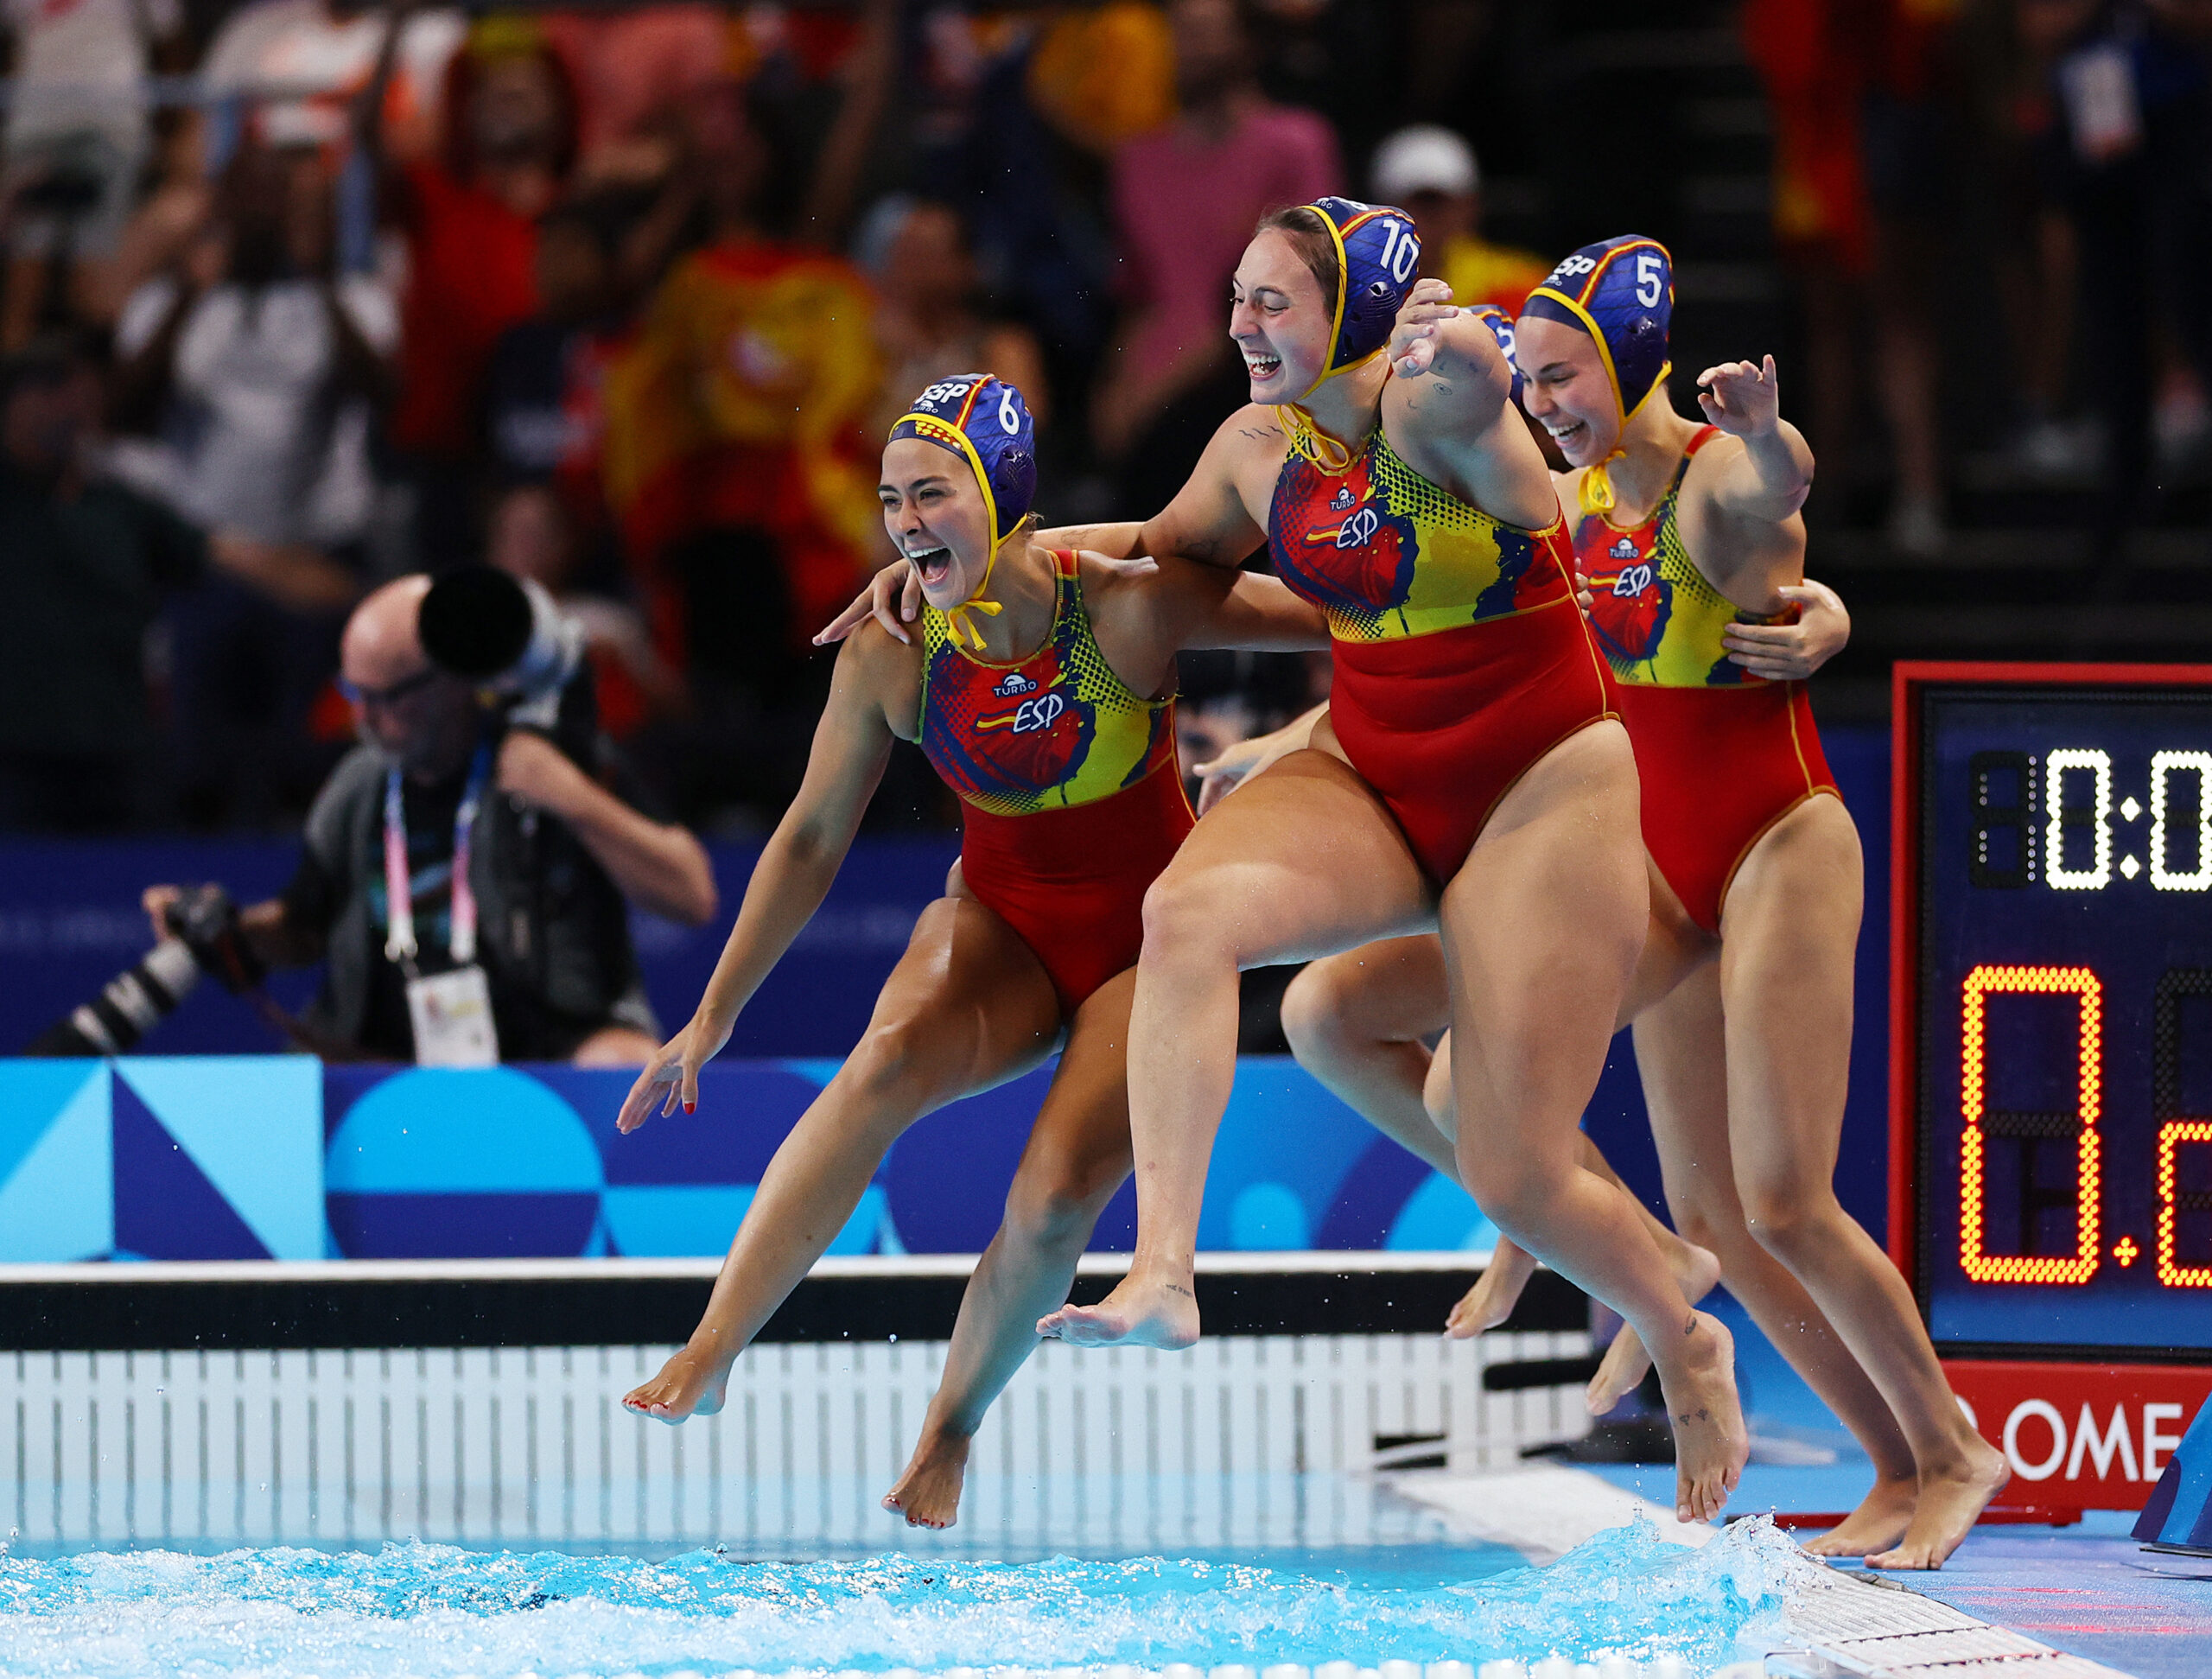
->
xmin=1019 ymin=200 xmax=1746 ymax=1523
xmin=1272 ymin=238 xmax=2007 ymax=1568
xmin=616 ymin=373 xmax=1465 ymax=1525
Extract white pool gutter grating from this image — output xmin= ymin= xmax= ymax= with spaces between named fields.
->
xmin=1761 ymin=1562 xmax=2135 ymax=1678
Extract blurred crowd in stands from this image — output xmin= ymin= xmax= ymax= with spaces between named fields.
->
xmin=3 ymin=0 xmax=2210 ymax=838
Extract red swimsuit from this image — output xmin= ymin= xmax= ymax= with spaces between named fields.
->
xmin=1268 ymin=426 xmax=1611 ymax=882
xmin=917 ymin=549 xmax=1194 ymax=1011
xmin=1578 ymin=426 xmax=1839 ymax=932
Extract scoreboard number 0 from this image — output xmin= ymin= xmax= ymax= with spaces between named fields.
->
xmin=1976 ymin=747 xmax=2212 ymax=890
xmin=1960 ymin=960 xmax=2212 ymax=1288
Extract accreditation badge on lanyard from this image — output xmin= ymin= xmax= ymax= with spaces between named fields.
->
xmin=385 ymin=745 xmax=499 ymax=1067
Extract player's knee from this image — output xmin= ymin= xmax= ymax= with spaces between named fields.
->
xmin=847 ymin=1014 xmax=937 ymax=1098
xmin=1280 ymin=962 xmax=1354 ymax=1065
xmin=1738 ymin=1175 xmax=1840 ymax=1265
xmin=1004 ymin=1153 xmax=1123 ymax=1250
xmin=1140 ymin=868 xmax=1230 ymax=964
xmin=1458 ymin=1150 xmax=1550 ymax=1232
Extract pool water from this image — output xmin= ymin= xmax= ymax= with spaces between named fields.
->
xmin=0 ymin=1519 xmax=1805 ymax=1679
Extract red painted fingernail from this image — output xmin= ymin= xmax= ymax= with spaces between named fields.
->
xmin=683 ymin=1100 xmax=696 ymax=1113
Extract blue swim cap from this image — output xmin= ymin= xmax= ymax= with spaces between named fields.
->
xmin=1300 ymin=196 xmax=1423 ymax=391
xmin=1521 ymin=236 xmax=1673 ymax=422
xmin=1465 ymin=302 xmax=1524 ymax=405
xmin=888 ymin=373 xmax=1038 ymax=544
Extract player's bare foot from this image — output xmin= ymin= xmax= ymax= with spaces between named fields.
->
xmin=1801 ymin=1474 xmax=1916 ymax=1558
xmin=1585 ymin=1239 xmax=1721 ymax=1413
xmin=1866 ymin=1437 xmax=2010 ymax=1570
xmin=622 ymin=1344 xmax=731 ymax=1423
xmin=1446 ymin=1237 xmax=1536 ymax=1338
xmin=882 ymin=1428 xmax=972 ymax=1529
xmin=1585 ymin=1322 xmax=1653 ymax=1415
xmin=1037 ymin=1269 xmax=1199 ymax=1349
xmin=1652 ymin=1310 xmax=1747 ymax=1523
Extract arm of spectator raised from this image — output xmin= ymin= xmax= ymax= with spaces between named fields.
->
xmin=798 ymin=0 xmax=898 ymax=247
xmin=207 ymin=533 xmax=363 ymax=617
xmin=494 ymin=731 xmax=719 ymax=927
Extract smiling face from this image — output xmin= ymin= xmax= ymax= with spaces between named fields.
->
xmin=1230 ymin=229 xmax=1336 ymax=404
xmin=880 ymin=436 xmax=995 ymax=608
xmin=1513 ymin=313 xmax=1622 ymax=468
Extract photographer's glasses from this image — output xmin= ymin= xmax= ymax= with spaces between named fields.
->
xmin=338 ymin=668 xmax=443 ymax=711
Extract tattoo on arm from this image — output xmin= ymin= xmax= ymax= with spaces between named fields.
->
xmin=1166 ymin=1282 xmax=1195 ymax=1300
xmin=1684 ymin=1314 xmax=1697 ymax=1336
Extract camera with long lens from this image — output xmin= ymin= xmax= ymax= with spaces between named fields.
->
xmin=418 ymin=568 xmax=587 ymax=738
xmin=23 ymin=885 xmax=267 ymax=1057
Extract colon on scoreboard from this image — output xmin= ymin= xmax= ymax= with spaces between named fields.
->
xmin=1893 ymin=662 xmax=2212 ymax=1519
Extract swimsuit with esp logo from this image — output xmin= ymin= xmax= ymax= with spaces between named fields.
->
xmin=916 ymin=547 xmax=1193 ymax=1008
xmin=1267 ymin=426 xmax=1611 ymax=882
xmin=1570 ymin=425 xmax=1839 ymax=932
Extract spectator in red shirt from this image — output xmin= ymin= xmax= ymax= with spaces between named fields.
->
xmin=1090 ymin=0 xmax=1340 ymax=515
xmin=378 ymin=13 xmax=580 ymax=568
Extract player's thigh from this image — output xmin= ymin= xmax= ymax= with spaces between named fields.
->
xmin=1438 ymin=722 xmax=1645 ymax=1155
xmin=1008 ymin=968 xmax=1140 ymax=1221
xmin=1716 ymin=793 xmax=1864 ymax=1200
xmin=852 ymin=894 xmax=1065 ymax=1101
xmin=1145 ymin=747 xmax=1434 ymax=969
xmin=1621 ymin=855 xmax=1719 ymax=1028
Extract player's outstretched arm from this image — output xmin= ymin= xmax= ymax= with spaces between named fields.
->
xmin=619 ymin=629 xmax=906 ymax=1132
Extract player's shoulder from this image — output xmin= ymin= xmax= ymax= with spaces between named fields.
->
xmin=837 ymin=614 xmax=927 ymax=690
xmin=1205 ymin=402 xmax=1291 ymax=467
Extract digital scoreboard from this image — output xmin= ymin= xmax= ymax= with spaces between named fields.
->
xmin=1894 ymin=665 xmax=2212 ymax=1515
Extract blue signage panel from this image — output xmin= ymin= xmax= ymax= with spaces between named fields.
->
xmin=0 ymin=1055 xmax=1499 ymax=1262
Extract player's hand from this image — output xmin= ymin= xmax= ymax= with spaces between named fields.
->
xmin=1573 ymin=566 xmax=1594 ymax=612
xmin=1722 ymin=579 xmax=1850 ymax=680
xmin=816 ymin=559 xmax=921 ymax=646
xmin=1192 ymin=725 xmax=1300 ymax=813
xmin=618 ymin=1012 xmax=734 ymax=1134
xmin=1389 ymin=278 xmax=1460 ymax=379
xmin=1695 ymin=354 xmax=1781 ymax=438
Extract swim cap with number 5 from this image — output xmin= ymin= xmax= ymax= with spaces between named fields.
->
xmin=1522 ymin=235 xmax=1673 ymax=421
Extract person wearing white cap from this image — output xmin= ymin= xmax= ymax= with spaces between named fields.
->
xmin=1369 ymin=124 xmax=1548 ymax=315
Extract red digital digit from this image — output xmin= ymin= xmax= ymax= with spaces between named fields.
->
xmin=2157 ymin=1123 xmax=2212 ymax=1287
xmin=1959 ymin=964 xmax=2102 ymax=1284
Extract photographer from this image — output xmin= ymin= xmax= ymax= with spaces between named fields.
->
xmin=144 ymin=575 xmax=717 ymax=1065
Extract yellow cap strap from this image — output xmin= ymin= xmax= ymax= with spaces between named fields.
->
xmin=1579 ymin=450 xmax=1624 ymax=514
xmin=1274 ymin=403 xmax=1357 ymax=475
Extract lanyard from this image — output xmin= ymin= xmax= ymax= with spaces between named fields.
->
xmin=383 ymin=745 xmax=491 ymax=970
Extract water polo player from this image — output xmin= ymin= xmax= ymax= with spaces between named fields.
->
xmin=615 ymin=372 xmax=1468 ymax=1530
xmin=1014 ymin=200 xmax=1748 ymax=1526
xmin=1286 ymin=236 xmax=2006 ymax=1568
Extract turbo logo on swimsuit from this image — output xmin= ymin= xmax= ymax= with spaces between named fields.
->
xmin=918 ymin=550 xmax=1177 ymax=816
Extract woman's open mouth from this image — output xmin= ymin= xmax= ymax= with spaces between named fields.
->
xmin=1547 ymin=418 xmax=1591 ymax=451
xmin=1243 ymin=349 xmax=1283 ymax=382
xmin=906 ymin=545 xmax=955 ymax=588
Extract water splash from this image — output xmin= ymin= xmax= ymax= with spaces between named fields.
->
xmin=0 ymin=1518 xmax=1809 ymax=1678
